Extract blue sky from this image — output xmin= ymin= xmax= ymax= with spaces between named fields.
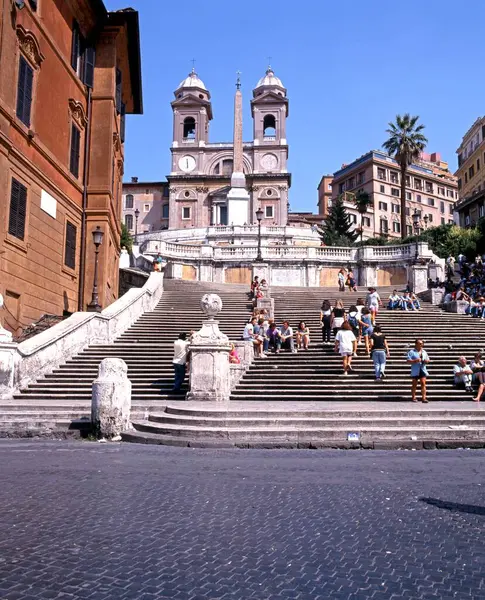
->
xmin=106 ymin=0 xmax=485 ymax=213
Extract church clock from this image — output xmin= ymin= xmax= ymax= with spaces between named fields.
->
xmin=178 ymin=155 xmax=196 ymax=173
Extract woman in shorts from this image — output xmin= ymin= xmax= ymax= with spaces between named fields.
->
xmin=366 ymin=287 xmax=382 ymax=325
xmin=334 ymin=322 xmax=357 ymax=375
xmin=358 ymin=307 xmax=374 ymax=356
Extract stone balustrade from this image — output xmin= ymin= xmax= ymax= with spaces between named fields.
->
xmin=0 ymin=272 xmax=164 ymax=400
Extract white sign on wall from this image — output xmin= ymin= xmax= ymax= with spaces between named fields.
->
xmin=40 ymin=189 xmax=57 ymax=219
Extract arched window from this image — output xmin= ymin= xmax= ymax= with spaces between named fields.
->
xmin=222 ymin=159 xmax=233 ymax=176
xmin=263 ymin=114 xmax=276 ymax=138
xmin=125 ymin=214 xmax=133 ymax=230
xmin=183 ymin=117 xmax=196 ymax=139
xmin=125 ymin=194 xmax=134 ymax=209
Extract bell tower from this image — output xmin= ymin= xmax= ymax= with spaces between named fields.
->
xmin=171 ymin=69 xmax=212 ymax=152
xmin=251 ymin=67 xmax=288 ymax=148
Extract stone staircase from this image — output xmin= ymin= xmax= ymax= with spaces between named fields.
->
xmin=3 ymin=278 xmax=485 ymax=448
xmin=126 ymin=283 xmax=485 ymax=448
xmin=0 ymin=280 xmax=251 ymax=437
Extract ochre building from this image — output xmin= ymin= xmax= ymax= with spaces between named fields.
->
xmin=0 ymin=0 xmax=142 ymax=335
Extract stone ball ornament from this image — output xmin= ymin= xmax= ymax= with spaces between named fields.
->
xmin=200 ymin=293 xmax=222 ymax=319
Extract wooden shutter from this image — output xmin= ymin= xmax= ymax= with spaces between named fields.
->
xmin=8 ymin=178 xmax=27 ymax=240
xmin=83 ymin=46 xmax=95 ymax=88
xmin=69 ymin=124 xmax=81 ymax=178
xmin=71 ymin=23 xmax=80 ymax=71
xmin=64 ymin=221 xmax=77 ymax=269
xmin=120 ymin=102 xmax=126 ymax=143
xmin=115 ymin=68 xmax=122 ymax=114
xmin=16 ymin=56 xmax=33 ymax=127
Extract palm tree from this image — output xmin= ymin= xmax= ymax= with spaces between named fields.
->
xmin=353 ymin=190 xmax=373 ymax=244
xmin=383 ymin=114 xmax=428 ymax=240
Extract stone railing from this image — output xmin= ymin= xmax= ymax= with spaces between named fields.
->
xmin=0 ymin=272 xmax=164 ymax=399
xmin=142 ymin=239 xmax=426 ymax=264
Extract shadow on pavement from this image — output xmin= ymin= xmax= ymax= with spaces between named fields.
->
xmin=419 ymin=497 xmax=485 ymax=516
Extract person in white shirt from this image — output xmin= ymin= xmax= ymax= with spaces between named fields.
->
xmin=280 ymin=321 xmax=296 ymax=353
xmin=335 ymin=321 xmax=357 ymax=375
xmin=172 ymin=332 xmax=191 ymax=392
xmin=366 ymin=287 xmax=382 ymax=325
xmin=243 ymin=317 xmax=265 ymax=358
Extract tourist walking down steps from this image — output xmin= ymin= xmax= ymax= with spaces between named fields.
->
xmin=407 ymin=339 xmax=430 ymax=403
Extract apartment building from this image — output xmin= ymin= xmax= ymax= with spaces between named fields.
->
xmin=455 ymin=117 xmax=485 ymax=228
xmin=327 ymin=150 xmax=457 ymax=240
xmin=0 ymin=1 xmax=142 ymax=334
xmin=317 ymin=174 xmax=333 ymax=216
xmin=122 ymin=178 xmax=169 ymax=238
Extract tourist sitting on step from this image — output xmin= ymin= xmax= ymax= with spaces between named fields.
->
xmin=243 ymin=317 xmax=266 ymax=359
xmin=266 ymin=322 xmax=282 ymax=353
xmin=400 ymin=292 xmax=418 ymax=311
xmin=319 ymin=300 xmax=333 ymax=345
xmin=471 ymin=353 xmax=485 ymax=402
xmin=280 ymin=321 xmax=297 ymax=353
xmin=334 ymin=322 xmax=357 ymax=375
xmin=388 ymin=290 xmax=401 ymax=310
xmin=357 ymin=308 xmax=374 ymax=356
xmin=229 ymin=344 xmax=241 ymax=364
xmin=410 ymin=292 xmax=421 ymax=310
xmin=453 ymin=356 xmax=474 ymax=393
xmin=249 ymin=276 xmax=259 ymax=300
xmin=331 ymin=300 xmax=346 ymax=338
xmin=296 ymin=321 xmax=310 ymax=350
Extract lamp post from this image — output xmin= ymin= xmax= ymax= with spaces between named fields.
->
xmin=423 ymin=213 xmax=429 ymax=230
xmin=255 ymin=207 xmax=263 ymax=262
xmin=412 ymin=208 xmax=420 ymax=263
xmin=134 ymin=208 xmax=140 ymax=244
xmin=87 ymin=226 xmax=104 ymax=312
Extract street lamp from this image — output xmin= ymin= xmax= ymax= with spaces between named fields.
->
xmin=423 ymin=214 xmax=429 ymax=229
xmin=412 ymin=209 xmax=420 ymax=263
xmin=87 ymin=226 xmax=104 ymax=312
xmin=255 ymin=207 xmax=263 ymax=262
xmin=134 ymin=208 xmax=140 ymax=244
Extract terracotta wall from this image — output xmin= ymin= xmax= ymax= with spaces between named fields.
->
xmin=377 ymin=267 xmax=407 ymax=286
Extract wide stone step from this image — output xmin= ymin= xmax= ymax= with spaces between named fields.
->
xmin=131 ymin=420 xmax=485 ymax=441
xmin=148 ymin=414 xmax=485 ymax=428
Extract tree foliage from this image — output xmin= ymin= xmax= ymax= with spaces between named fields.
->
xmin=353 ymin=190 xmax=373 ymax=244
xmin=120 ymin=222 xmax=133 ymax=251
xmin=321 ymin=195 xmax=358 ymax=246
xmin=383 ymin=114 xmax=428 ymax=239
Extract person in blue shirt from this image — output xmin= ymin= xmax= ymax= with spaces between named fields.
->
xmin=407 ymin=339 xmax=430 ymax=403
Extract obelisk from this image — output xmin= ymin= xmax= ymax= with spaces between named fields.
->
xmin=226 ymin=72 xmax=250 ymax=225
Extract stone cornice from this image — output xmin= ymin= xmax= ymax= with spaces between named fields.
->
xmin=16 ymin=25 xmax=45 ymax=68
xmin=69 ymin=99 xmax=88 ymax=130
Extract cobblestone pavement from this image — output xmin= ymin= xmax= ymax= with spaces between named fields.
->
xmin=0 ymin=441 xmax=484 ymax=600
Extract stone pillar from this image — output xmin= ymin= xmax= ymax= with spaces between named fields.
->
xmin=252 ymin=263 xmax=269 ymax=283
xmin=92 ymin=358 xmax=132 ymax=439
xmin=410 ymin=265 xmax=428 ymax=294
xmin=0 ymin=343 xmax=19 ymax=400
xmin=359 ymin=264 xmax=377 ymax=287
xmin=186 ymin=294 xmax=231 ymax=402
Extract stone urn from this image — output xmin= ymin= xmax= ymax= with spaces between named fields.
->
xmin=200 ymin=293 xmax=223 ymax=321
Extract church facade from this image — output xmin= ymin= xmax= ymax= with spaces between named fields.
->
xmin=167 ymin=68 xmax=291 ymax=229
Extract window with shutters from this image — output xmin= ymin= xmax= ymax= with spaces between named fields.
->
xmin=125 ymin=194 xmax=134 ymax=209
xmin=162 ymin=204 xmax=169 ymax=219
xmin=125 ymin=214 xmax=133 ymax=230
xmin=120 ymin=102 xmax=126 ymax=143
xmin=64 ymin=221 xmax=77 ymax=270
xmin=69 ymin=123 xmax=81 ymax=178
xmin=83 ymin=46 xmax=95 ymax=87
xmin=116 ymin=68 xmax=122 ymax=114
xmin=16 ymin=55 xmax=33 ymax=127
xmin=8 ymin=178 xmax=27 ymax=241
xmin=71 ymin=22 xmax=82 ymax=74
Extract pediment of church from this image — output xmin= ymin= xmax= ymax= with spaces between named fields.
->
xmin=208 ymin=185 xmax=231 ymax=199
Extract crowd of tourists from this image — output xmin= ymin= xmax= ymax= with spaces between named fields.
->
xmin=169 ymin=268 xmax=483 ymax=403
